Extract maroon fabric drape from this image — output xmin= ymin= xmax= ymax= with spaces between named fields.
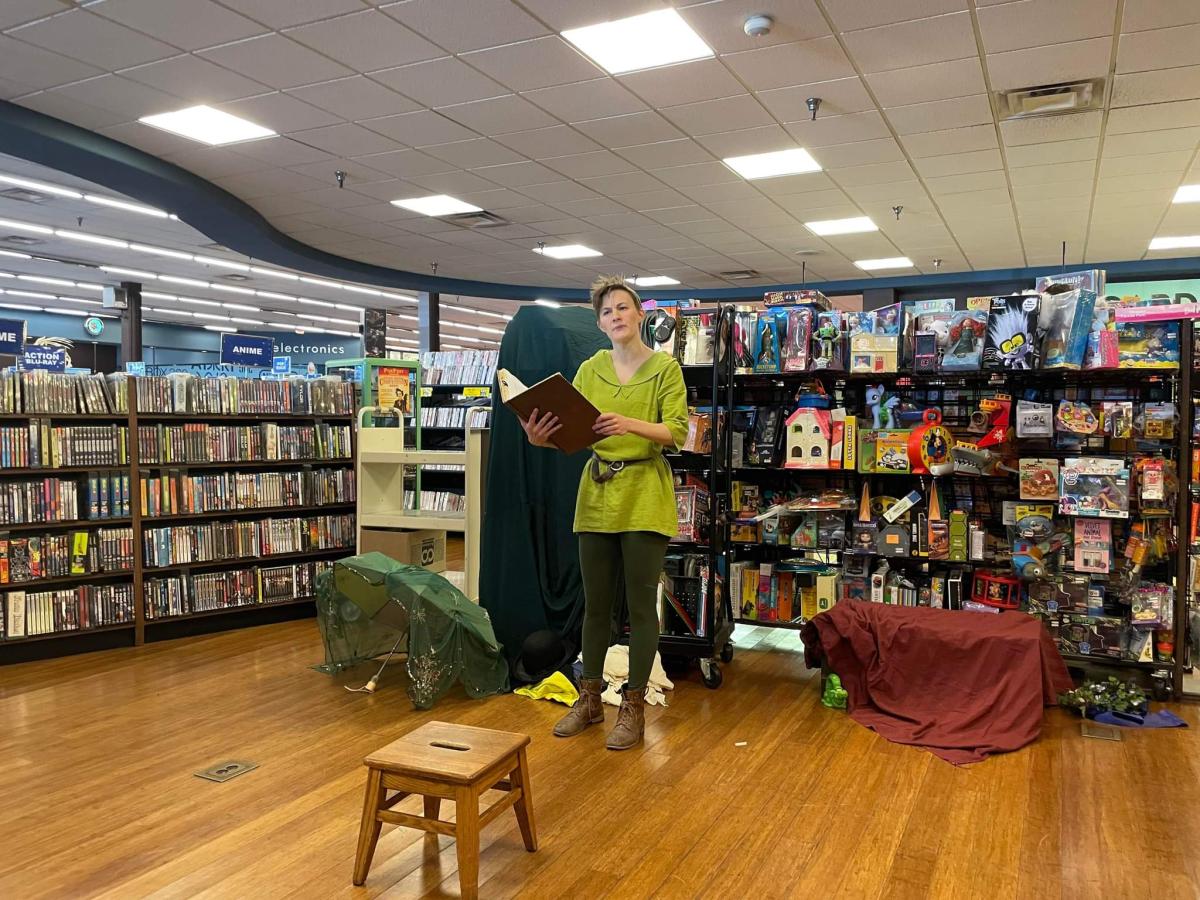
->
xmin=802 ymin=601 xmax=1073 ymax=765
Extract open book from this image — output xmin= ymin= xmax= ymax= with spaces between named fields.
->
xmin=497 ymin=368 xmax=601 ymax=454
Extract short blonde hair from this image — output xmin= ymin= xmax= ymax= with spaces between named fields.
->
xmin=589 ymin=275 xmax=641 ymax=318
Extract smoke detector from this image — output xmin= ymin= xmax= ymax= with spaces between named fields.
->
xmin=996 ymin=79 xmax=1104 ymax=119
xmin=744 ymin=14 xmax=772 ymax=37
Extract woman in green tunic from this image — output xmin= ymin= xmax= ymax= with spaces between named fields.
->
xmin=521 ymin=276 xmax=688 ymax=750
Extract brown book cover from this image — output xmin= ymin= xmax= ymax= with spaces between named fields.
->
xmin=497 ymin=369 xmax=601 ymax=455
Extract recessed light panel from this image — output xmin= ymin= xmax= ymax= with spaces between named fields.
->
xmin=1173 ymin=185 xmax=1200 ymax=204
xmin=534 ymin=244 xmax=602 ymax=260
xmin=139 ymin=105 xmax=276 ymax=146
xmin=805 ymin=216 xmax=877 ymax=236
xmin=391 ymin=195 xmax=483 ymax=216
xmin=562 ymin=9 xmax=714 ymax=75
xmin=723 ymin=148 xmax=822 ymax=180
xmin=632 ymin=276 xmax=681 ymax=287
xmin=855 ymin=257 xmax=914 ymax=271
xmin=1149 ymin=235 xmax=1200 ymax=250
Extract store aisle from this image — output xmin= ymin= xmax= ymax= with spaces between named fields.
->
xmin=1 ymin=620 xmax=1196 ymax=899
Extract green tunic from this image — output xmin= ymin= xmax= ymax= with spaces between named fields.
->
xmin=571 ymin=349 xmax=689 ymax=537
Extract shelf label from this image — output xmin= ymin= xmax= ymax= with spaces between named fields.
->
xmin=420 ymin=386 xmax=433 ymax=398
xmin=0 ymin=318 xmax=26 ymax=355
xmin=125 ymin=360 xmax=146 ymax=376
xmin=272 ymin=355 xmax=291 ymax=375
xmin=221 ymin=333 xmax=274 ymax=368
xmin=463 ymin=386 xmax=491 ymax=398
xmin=20 ymin=347 xmax=67 ymax=372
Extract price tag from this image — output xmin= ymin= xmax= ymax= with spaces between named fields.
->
xmin=464 ymin=386 xmax=491 ymax=398
xmin=420 ymin=386 xmax=433 ymax=398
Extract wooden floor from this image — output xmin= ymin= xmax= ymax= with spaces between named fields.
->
xmin=2 ymin=622 xmax=1198 ymax=900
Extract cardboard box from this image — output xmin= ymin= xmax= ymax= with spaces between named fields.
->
xmin=849 ymin=333 xmax=898 ymax=373
xmin=359 ymin=528 xmax=446 ymax=572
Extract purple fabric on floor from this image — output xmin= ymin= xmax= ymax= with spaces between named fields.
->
xmin=1092 ymin=709 xmax=1188 ymax=728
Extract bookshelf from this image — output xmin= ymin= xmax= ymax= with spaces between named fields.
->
xmin=0 ymin=372 xmax=359 ymax=662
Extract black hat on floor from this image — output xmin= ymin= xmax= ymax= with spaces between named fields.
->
xmin=512 ymin=629 xmax=573 ymax=685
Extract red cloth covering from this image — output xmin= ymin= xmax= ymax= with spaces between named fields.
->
xmin=802 ymin=601 xmax=1073 ymax=765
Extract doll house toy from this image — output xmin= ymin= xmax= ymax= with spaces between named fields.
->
xmin=784 ymin=408 xmax=831 ymax=469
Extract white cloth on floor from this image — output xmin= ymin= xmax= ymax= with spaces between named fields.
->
xmin=595 ymin=644 xmax=674 ymax=707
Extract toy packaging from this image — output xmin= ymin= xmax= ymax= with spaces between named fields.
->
xmin=1015 ymin=400 xmax=1054 ymax=438
xmin=850 ymin=334 xmax=898 ymax=373
xmin=1116 ymin=313 xmax=1179 ymax=369
xmin=1100 ymin=401 xmax=1133 ymax=439
xmin=752 ymin=309 xmax=783 ymax=373
xmin=781 ymin=307 xmax=813 ymax=372
xmin=874 ymin=431 xmax=910 ymax=474
xmin=1057 ymin=612 xmax=1124 ymax=658
xmin=1035 ymin=268 xmax=1105 ymax=295
xmin=1084 ymin=297 xmax=1119 ymax=369
xmin=1073 ymin=519 xmax=1112 ymax=573
xmin=845 ymin=311 xmax=876 ymax=338
xmin=911 ymin=331 xmax=939 ymax=373
xmin=1138 ymin=402 xmax=1177 ymax=440
xmin=1130 ymin=583 xmax=1170 ymax=628
xmin=983 ymin=295 xmax=1040 ymax=369
xmin=1039 ymin=288 xmax=1096 ymax=369
xmin=763 ymin=289 xmax=830 ymax=310
xmin=943 ymin=311 xmax=988 ymax=370
xmin=1055 ymin=400 xmax=1098 ymax=436
xmin=810 ymin=310 xmax=846 ymax=370
xmin=1020 ymin=458 xmax=1059 ymax=500
xmin=677 ymin=309 xmax=716 ymax=366
xmin=1058 ymin=457 xmax=1130 ymax=518
xmin=731 ymin=305 xmax=757 ymax=374
xmin=748 ymin=406 xmax=782 ymax=466
xmin=784 ymin=408 xmax=831 ymax=469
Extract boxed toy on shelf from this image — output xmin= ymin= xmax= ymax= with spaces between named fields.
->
xmin=983 ymin=295 xmax=1040 ymax=369
xmin=1058 ymin=457 xmax=1129 ymax=518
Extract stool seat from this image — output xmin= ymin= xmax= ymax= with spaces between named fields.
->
xmin=353 ymin=721 xmax=537 ymax=900
xmin=365 ymin=720 xmax=530 ymax=784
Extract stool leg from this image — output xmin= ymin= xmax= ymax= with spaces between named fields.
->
xmin=510 ymin=748 xmax=538 ymax=852
xmin=353 ymin=768 xmax=385 ymax=886
xmin=424 ymin=796 xmax=441 ymax=821
xmin=454 ymin=785 xmax=481 ymax=900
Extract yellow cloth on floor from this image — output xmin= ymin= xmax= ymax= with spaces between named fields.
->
xmin=514 ymin=671 xmax=579 ymax=706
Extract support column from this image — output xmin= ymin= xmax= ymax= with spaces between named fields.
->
xmin=119 ymin=280 xmax=142 ymax=364
xmin=418 ymin=291 xmax=440 ymax=353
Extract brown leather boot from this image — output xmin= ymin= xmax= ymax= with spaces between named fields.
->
xmin=553 ymin=677 xmax=605 ymax=737
xmin=606 ymin=684 xmax=645 ymax=751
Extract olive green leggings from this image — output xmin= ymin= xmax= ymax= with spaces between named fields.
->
xmin=578 ymin=531 xmax=669 ymax=692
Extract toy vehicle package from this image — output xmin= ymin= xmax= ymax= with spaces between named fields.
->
xmin=983 ymin=295 xmax=1040 ymax=369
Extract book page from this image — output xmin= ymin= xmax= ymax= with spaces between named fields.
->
xmin=496 ymin=369 xmax=527 ymax=403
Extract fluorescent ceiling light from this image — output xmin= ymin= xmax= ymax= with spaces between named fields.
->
xmin=723 ymin=148 xmax=822 ymax=180
xmin=391 ymin=194 xmax=482 ymax=216
xmin=177 ymin=296 xmax=221 ymax=307
xmin=0 ymin=218 xmax=53 ymax=235
xmin=1172 ymin=185 xmax=1200 ymax=204
xmin=0 ymin=302 xmax=41 ymax=312
xmin=159 ymin=275 xmax=209 ymax=288
xmin=562 ymin=9 xmax=713 ymax=75
xmin=0 ymin=174 xmax=82 ymax=199
xmin=381 ymin=292 xmax=417 ymax=302
xmin=534 ymin=244 xmax=601 ymax=260
xmin=139 ymin=105 xmax=275 ymax=146
xmin=0 ymin=249 xmax=32 ymax=260
xmin=222 ymin=303 xmax=261 ymax=312
xmin=141 ymin=291 xmax=178 ymax=300
xmin=210 ymin=283 xmax=256 ymax=296
xmin=805 ymin=216 xmax=877 ymax=236
xmin=55 ymin=229 xmax=129 ymax=248
xmin=203 ymin=324 xmax=237 ymax=332
xmin=632 ymin=275 xmax=680 ymax=287
xmin=74 ymin=283 xmax=104 ymax=292
xmin=266 ymin=322 xmax=301 ymax=330
xmin=101 ymin=266 xmax=157 ymax=279
xmin=342 ymin=284 xmax=382 ymax=296
xmin=7 ymin=290 xmax=55 ymax=300
xmin=1149 ymin=235 xmax=1200 ymax=250
xmin=229 ymin=317 xmax=264 ymax=325
xmin=84 ymin=194 xmax=169 ymax=218
xmin=44 ymin=307 xmax=87 ymax=317
xmin=300 ymin=277 xmax=341 ymax=289
xmin=193 ymin=255 xmax=250 ymax=271
xmin=256 ymin=291 xmax=297 ymax=301
xmin=56 ymin=296 xmax=99 ymax=305
xmin=854 ymin=257 xmax=914 ymax=271
xmin=18 ymin=275 xmax=75 ymax=287
xmin=535 ymin=299 xmax=562 ymax=308
xmin=249 ymin=266 xmax=298 ymax=280
xmin=334 ymin=303 xmax=363 ymax=312
xmin=129 ymin=243 xmax=192 ymax=260
xmin=298 ymin=298 xmax=339 ymax=309
xmin=193 ymin=312 xmax=229 ymax=321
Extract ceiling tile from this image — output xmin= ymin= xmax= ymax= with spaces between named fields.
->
xmin=814 ymin=138 xmax=906 ymax=169
xmin=615 ymin=138 xmax=715 ymax=169
xmin=421 ymin=138 xmax=526 ymax=168
xmin=121 ymin=54 xmax=271 ymax=103
xmin=846 ymin=180 xmax=933 ymax=203
xmin=913 ymin=148 xmax=1004 ymax=177
xmin=437 ymin=94 xmax=557 ymax=135
xmin=578 ymin=171 xmax=666 ymax=195
xmin=360 ymin=110 xmax=476 ymax=146
xmin=925 ymin=170 xmax=1009 ymax=195
xmin=1101 ymin=127 xmax=1200 ymax=157
xmin=1112 ymin=66 xmax=1200 ymax=107
xmin=213 ymin=167 xmax=327 ymax=200
xmin=1000 ymin=110 xmax=1102 ymax=145
xmin=521 ymin=78 xmax=648 ymax=123
xmin=287 ymin=76 xmax=420 ymax=121
xmin=285 ymin=10 xmax=442 ymax=71
xmin=0 ymin=1 xmax=69 ymax=30
xmin=865 ymin=57 xmax=986 ymax=107
xmin=37 ymin=74 xmax=182 ymax=121
xmin=15 ymin=91 xmax=125 ymax=130
xmin=618 ymin=58 xmax=744 ymax=108
xmin=786 ymin=111 xmax=893 ymax=146
xmin=379 ymin=0 xmax=549 ymax=52
xmin=1099 ymin=149 xmax=1192 ymax=177
xmin=986 ymin=37 xmax=1112 ymax=91
xmin=652 ymin=161 xmax=742 ymax=188
xmin=462 ymin=36 xmax=603 ymax=92
xmin=661 ymin=94 xmax=775 ymax=135
xmin=473 ymin=160 xmax=564 ymax=187
xmin=496 ymin=125 xmax=603 ymax=158
xmin=1004 ymin=136 xmax=1099 ymax=166
xmin=756 ymin=172 xmax=841 ymax=195
xmin=1007 ymin=160 xmax=1096 ymax=185
xmin=822 ymin=0 xmax=966 ymax=31
xmin=678 ymin=180 xmax=762 ymax=203
xmin=288 ymin=157 xmax=394 ymax=185
xmin=722 ymin=38 xmax=856 ymax=91
xmin=289 ymin=123 xmax=403 ymax=156
xmin=840 ymin=13 xmax=977 ymax=73
xmin=550 ymin=196 xmax=631 ymax=217
xmin=10 ymin=9 xmax=176 ymax=69
xmin=574 ymin=111 xmax=686 ymax=148
xmin=696 ymin=125 xmax=797 ymax=158
xmin=405 ymin=169 xmax=502 ymax=195
xmin=1117 ymin=24 xmax=1200 ymax=73
xmin=370 ymin=57 xmax=505 ymax=107
xmin=541 ymin=151 xmax=638 ymax=179
xmin=198 ymin=34 xmax=354 ymax=89
xmin=619 ymin=188 xmax=694 ymax=211
xmin=902 ymin=124 xmax=998 ymax=157
xmin=517 ymin=181 xmax=600 ymax=203
xmin=677 ymin=0 xmax=830 ymax=52
xmin=1106 ymin=99 xmax=1200 ymax=133
xmin=756 ymin=78 xmax=874 ymax=122
xmin=352 ymin=148 xmax=459 ymax=178
xmin=1098 ymin=172 xmax=1183 ymax=192
xmin=832 ymin=160 xmax=919 ymax=186
xmin=977 ymin=0 xmax=1117 ymax=53
xmin=885 ymin=94 xmax=994 ymax=134
xmin=217 ymin=92 xmax=342 ymax=132
xmin=232 ymin=137 xmax=332 ymax=166
xmin=95 ymin=0 xmax=267 ymax=51
xmin=1121 ymin=0 xmax=1200 ymax=32
xmin=513 ymin=0 xmax=670 ymax=31
xmin=0 ymin=35 xmax=101 ymax=90
xmin=220 ymin=0 xmax=365 ymax=29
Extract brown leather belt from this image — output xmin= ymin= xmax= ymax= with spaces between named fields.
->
xmin=589 ymin=454 xmax=652 ymax=483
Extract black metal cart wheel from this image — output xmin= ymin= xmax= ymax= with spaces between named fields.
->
xmin=700 ymin=658 xmax=723 ymax=689
xmin=720 ymin=642 xmax=734 ymax=663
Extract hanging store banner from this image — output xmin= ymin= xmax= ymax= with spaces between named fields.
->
xmin=220 ymin=333 xmax=273 ymax=368
xmin=20 ymin=346 xmax=67 ymax=371
xmin=0 ymin=318 xmax=26 ymax=355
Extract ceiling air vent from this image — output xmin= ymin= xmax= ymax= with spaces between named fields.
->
xmin=0 ymin=187 xmax=53 ymax=204
xmin=720 ymin=269 xmax=760 ymax=280
xmin=446 ymin=210 xmax=508 ymax=228
xmin=218 ymin=273 xmax=251 ymax=282
xmin=996 ymin=79 xmax=1104 ymax=120
xmin=1 ymin=235 xmax=44 ymax=246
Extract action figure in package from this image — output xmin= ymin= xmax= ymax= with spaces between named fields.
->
xmin=1040 ymin=288 xmax=1095 ymax=369
xmin=782 ymin=307 xmax=813 ymax=372
xmin=753 ymin=309 xmax=782 ymax=373
xmin=810 ymin=310 xmax=845 ymax=370
xmin=983 ymin=295 xmax=1040 ymax=369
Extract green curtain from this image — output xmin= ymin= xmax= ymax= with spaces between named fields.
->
xmin=480 ymin=305 xmax=609 ymax=665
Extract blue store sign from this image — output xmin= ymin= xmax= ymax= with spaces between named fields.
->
xmin=221 ymin=333 xmax=273 ymax=368
xmin=21 ymin=347 xmax=67 ymax=372
xmin=0 ymin=318 xmax=26 ymax=355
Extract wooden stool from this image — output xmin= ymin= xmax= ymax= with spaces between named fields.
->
xmin=353 ymin=721 xmax=537 ymax=898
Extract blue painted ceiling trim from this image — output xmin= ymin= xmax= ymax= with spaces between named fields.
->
xmin=3 ymin=100 xmax=1199 ymax=303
